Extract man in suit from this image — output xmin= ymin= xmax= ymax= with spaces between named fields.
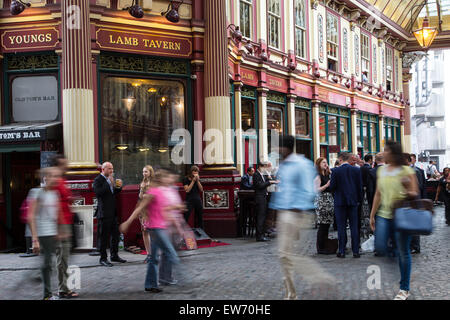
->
xmin=240 ymin=167 xmax=255 ymax=190
xmin=253 ymin=162 xmax=278 ymax=241
xmin=409 ymin=154 xmax=426 ymax=254
xmin=93 ymin=162 xmax=127 ymax=267
xmin=367 ymin=152 xmax=385 ymax=211
xmin=329 ymin=152 xmax=363 ymax=258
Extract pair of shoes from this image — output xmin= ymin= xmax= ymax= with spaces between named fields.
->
xmin=160 ymin=279 xmax=178 ymax=286
xmin=394 ymin=290 xmax=410 ymax=300
xmin=59 ymin=291 xmax=79 ymax=299
xmin=99 ymin=259 xmax=113 ymax=267
xmin=144 ymin=255 xmax=151 ymax=263
xmin=336 ymin=253 xmax=345 ymax=258
xmin=89 ymin=251 xmax=101 ymax=256
xmin=353 ymin=253 xmax=361 ymax=258
xmin=256 ymin=237 xmax=270 ymax=242
xmin=43 ymin=295 xmax=60 ymax=300
xmin=411 ymin=249 xmax=420 ymax=254
xmin=145 ymin=287 xmax=163 ymax=293
xmin=111 ymin=256 xmax=127 ymax=263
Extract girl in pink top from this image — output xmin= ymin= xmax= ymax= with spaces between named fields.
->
xmin=120 ymin=169 xmax=184 ymax=293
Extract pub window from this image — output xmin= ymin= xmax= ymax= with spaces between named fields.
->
xmin=357 ymin=113 xmax=379 ymax=157
xmin=241 ymin=99 xmax=256 ymax=132
xmin=11 ymin=75 xmax=59 ymax=122
xmin=295 ymin=108 xmax=309 ymax=137
xmin=384 ymin=118 xmax=400 ymax=143
xmin=268 ymin=0 xmax=281 ymax=49
xmin=101 ymin=76 xmax=186 ymax=185
xmin=267 ymin=104 xmax=284 ymax=157
xmin=294 ymin=0 xmax=307 ymax=59
xmin=326 ymin=12 xmax=339 ymax=72
xmin=386 ymin=47 xmax=393 ymax=91
xmin=361 ymin=34 xmax=370 ymax=83
xmin=240 ymin=0 xmax=253 ymax=39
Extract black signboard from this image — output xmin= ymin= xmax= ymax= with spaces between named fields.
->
xmin=0 ymin=129 xmax=46 ymax=142
xmin=40 ymin=151 xmax=58 ymax=169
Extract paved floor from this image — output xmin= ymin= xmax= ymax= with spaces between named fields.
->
xmin=0 ymin=206 xmax=448 ymax=300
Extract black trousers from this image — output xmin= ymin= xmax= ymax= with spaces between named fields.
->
xmin=184 ymin=197 xmax=204 ymax=229
xmin=255 ymin=195 xmax=267 ymax=239
xmin=317 ymin=223 xmax=330 ymax=251
xmin=98 ymin=217 xmax=120 ymax=260
xmin=444 ymin=196 xmax=450 ymax=224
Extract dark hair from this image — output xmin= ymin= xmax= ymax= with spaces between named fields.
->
xmin=280 ymin=135 xmax=295 ymax=152
xmin=338 ymin=152 xmax=351 ymax=161
xmin=403 ymin=153 xmax=412 ymax=163
xmin=429 ymin=160 xmax=434 ymax=164
xmin=410 ymin=154 xmax=417 ymax=160
xmin=49 ymin=154 xmax=66 ymax=167
xmin=364 ymin=154 xmax=373 ymax=162
xmin=187 ymin=165 xmax=200 ymax=179
xmin=246 ymin=167 xmax=254 ymax=173
xmin=385 ymin=140 xmax=406 ymax=166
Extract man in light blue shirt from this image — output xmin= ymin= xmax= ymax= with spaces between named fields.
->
xmin=270 ymin=135 xmax=334 ymax=300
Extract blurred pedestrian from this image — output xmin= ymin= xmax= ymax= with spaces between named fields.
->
xmin=369 ymin=141 xmax=419 ymax=300
xmin=253 ymin=162 xmax=278 ymax=241
xmin=270 ymin=135 xmax=334 ymax=300
xmin=183 ymin=166 xmax=204 ymax=229
xmin=93 ymin=162 xmax=126 ymax=267
xmin=329 ymin=152 xmax=363 ymax=258
xmin=120 ymin=169 xmax=181 ymax=293
xmin=139 ymin=165 xmax=155 ymax=263
xmin=50 ymin=154 xmax=79 ymax=298
xmin=314 ymin=158 xmax=335 ymax=254
xmin=28 ymin=167 xmax=63 ymax=300
xmin=435 ymin=167 xmax=450 ymax=225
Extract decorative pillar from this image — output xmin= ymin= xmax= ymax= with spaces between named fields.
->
xmin=312 ymin=101 xmax=321 ymax=160
xmin=379 ymin=115 xmax=385 ymax=150
xmin=400 ymin=118 xmax=406 ymax=152
xmin=350 ymin=108 xmax=358 ymax=155
xmin=204 ymin=0 xmax=233 ymax=165
xmin=287 ymin=94 xmax=296 ymax=137
xmin=61 ymin=0 xmax=96 ymax=170
xmin=234 ymin=81 xmax=244 ymax=175
xmin=257 ymin=88 xmax=269 ymax=163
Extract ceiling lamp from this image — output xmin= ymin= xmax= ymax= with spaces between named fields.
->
xmin=10 ymin=0 xmax=30 ymax=15
xmin=115 ymin=144 xmax=129 ymax=151
xmin=123 ymin=0 xmax=144 ymax=19
xmin=161 ymin=0 xmax=184 ymax=23
xmin=413 ymin=16 xmax=438 ymax=50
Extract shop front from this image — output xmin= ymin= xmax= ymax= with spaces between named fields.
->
xmin=294 ymin=97 xmax=313 ymax=160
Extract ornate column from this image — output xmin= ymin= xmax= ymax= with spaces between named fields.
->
xmin=61 ymin=0 xmax=96 ymax=170
xmin=257 ymin=88 xmax=269 ymax=163
xmin=312 ymin=101 xmax=321 ymax=160
xmin=204 ymin=0 xmax=233 ymax=165
xmin=287 ymin=94 xmax=296 ymax=137
xmin=379 ymin=115 xmax=385 ymax=150
xmin=234 ymin=81 xmax=244 ymax=175
xmin=351 ymin=108 xmax=358 ymax=155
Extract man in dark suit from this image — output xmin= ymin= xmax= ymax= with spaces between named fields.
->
xmin=367 ymin=152 xmax=385 ymax=211
xmin=409 ymin=154 xmax=426 ymax=254
xmin=93 ymin=162 xmax=126 ymax=267
xmin=240 ymin=167 xmax=255 ymax=190
xmin=253 ymin=162 xmax=277 ymax=241
xmin=329 ymin=152 xmax=363 ymax=258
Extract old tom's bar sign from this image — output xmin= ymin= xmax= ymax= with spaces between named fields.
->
xmin=0 ymin=129 xmax=46 ymax=142
xmin=1 ymin=28 xmax=59 ymax=52
xmin=96 ymin=28 xmax=192 ymax=58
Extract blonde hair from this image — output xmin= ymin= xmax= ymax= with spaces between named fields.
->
xmin=140 ymin=165 xmax=155 ymax=193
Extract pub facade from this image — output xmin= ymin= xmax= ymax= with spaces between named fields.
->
xmin=0 ymin=0 xmax=412 ymax=251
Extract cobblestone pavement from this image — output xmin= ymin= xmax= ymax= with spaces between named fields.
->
xmin=0 ymin=206 xmax=448 ymax=300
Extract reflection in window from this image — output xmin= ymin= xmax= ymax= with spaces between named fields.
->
xmin=361 ymin=34 xmax=370 ymax=81
xmin=295 ymin=109 xmax=309 ymax=137
xmin=294 ymin=0 xmax=306 ymax=58
xmin=267 ymin=105 xmax=283 ymax=153
xmin=371 ymin=123 xmax=377 ymax=151
xmin=340 ymin=118 xmax=349 ymax=151
xmin=326 ymin=12 xmax=339 ymax=71
xmin=319 ymin=114 xmax=326 ymax=143
xmin=357 ymin=121 xmax=362 ymax=148
xmin=241 ymin=99 xmax=256 ymax=132
xmin=240 ymin=0 xmax=252 ymax=39
xmin=363 ymin=122 xmax=369 ymax=153
xmin=328 ymin=115 xmax=337 ymax=146
xmin=268 ymin=0 xmax=281 ymax=48
xmin=101 ymin=77 xmax=185 ymax=185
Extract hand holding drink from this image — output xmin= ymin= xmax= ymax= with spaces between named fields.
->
xmin=116 ymin=178 xmax=123 ymax=188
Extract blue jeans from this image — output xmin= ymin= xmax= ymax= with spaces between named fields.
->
xmin=335 ymin=205 xmax=359 ymax=255
xmin=145 ymin=229 xmax=180 ymax=289
xmin=374 ymin=216 xmax=396 ymax=257
xmin=395 ymin=231 xmax=412 ymax=291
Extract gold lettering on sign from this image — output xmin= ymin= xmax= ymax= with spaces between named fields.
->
xmin=8 ymin=33 xmax=53 ymax=45
xmin=109 ymin=35 xmax=139 ymax=46
xmin=269 ymin=79 xmax=283 ymax=88
xmin=242 ymin=72 xmax=255 ymax=81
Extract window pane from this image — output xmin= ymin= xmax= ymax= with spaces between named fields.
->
xmin=328 ymin=115 xmax=337 ymax=146
xmin=371 ymin=123 xmax=377 ymax=151
xmin=363 ymin=121 xmax=369 ymax=153
xmin=319 ymin=114 xmax=326 ymax=143
xmin=12 ymin=75 xmax=59 ymax=122
xmin=267 ymin=106 xmax=283 ymax=134
xmin=357 ymin=120 xmax=362 ymax=148
xmin=241 ymin=99 xmax=255 ymax=132
xmin=295 ymin=0 xmax=305 ymax=27
xmin=295 ymin=109 xmax=309 ymax=136
xmin=240 ymin=1 xmax=251 ymax=38
xmin=101 ymin=77 xmax=185 ymax=185
xmin=340 ymin=117 xmax=349 ymax=151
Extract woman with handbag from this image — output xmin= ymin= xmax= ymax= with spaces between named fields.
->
xmin=369 ymin=141 xmax=419 ymax=300
xmin=435 ymin=167 xmax=450 ymax=225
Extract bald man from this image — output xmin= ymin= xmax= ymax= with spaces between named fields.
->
xmin=93 ymin=162 xmax=126 ymax=267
